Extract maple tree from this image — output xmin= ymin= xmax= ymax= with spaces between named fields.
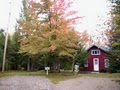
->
xmin=18 ymin=0 xmax=87 ymax=72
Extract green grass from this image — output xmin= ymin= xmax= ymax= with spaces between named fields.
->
xmin=78 ymin=73 xmax=120 ymax=78
xmin=116 ymin=80 xmax=120 ymax=84
xmin=0 ymin=71 xmax=120 ymax=84
xmin=112 ymin=80 xmax=120 ymax=84
xmin=45 ymin=72 xmax=79 ymax=84
xmin=0 ymin=71 xmax=78 ymax=84
xmin=0 ymin=71 xmax=45 ymax=77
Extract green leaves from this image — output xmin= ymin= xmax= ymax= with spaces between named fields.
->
xmin=75 ymin=44 xmax=88 ymax=66
xmin=0 ymin=33 xmax=5 ymax=68
xmin=108 ymin=0 xmax=120 ymax=73
xmin=18 ymin=0 xmax=81 ymax=57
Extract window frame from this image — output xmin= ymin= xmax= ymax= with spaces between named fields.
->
xmin=104 ymin=59 xmax=109 ymax=68
xmin=91 ymin=50 xmax=101 ymax=55
xmin=84 ymin=60 xmax=88 ymax=67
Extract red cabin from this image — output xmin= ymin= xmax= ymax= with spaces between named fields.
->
xmin=83 ymin=45 xmax=109 ymax=72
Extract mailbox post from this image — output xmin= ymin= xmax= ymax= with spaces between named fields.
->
xmin=45 ymin=67 xmax=50 ymax=75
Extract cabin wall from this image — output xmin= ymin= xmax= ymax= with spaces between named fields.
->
xmin=83 ymin=46 xmax=106 ymax=71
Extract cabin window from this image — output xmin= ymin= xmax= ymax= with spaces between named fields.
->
xmin=84 ymin=60 xmax=88 ymax=67
xmin=91 ymin=50 xmax=101 ymax=55
xmin=104 ymin=59 xmax=109 ymax=68
xmin=95 ymin=59 xmax=98 ymax=64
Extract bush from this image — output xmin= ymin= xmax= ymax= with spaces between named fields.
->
xmin=108 ymin=55 xmax=120 ymax=73
xmin=117 ymin=70 xmax=120 ymax=73
xmin=108 ymin=68 xmax=117 ymax=73
xmin=99 ymin=68 xmax=107 ymax=73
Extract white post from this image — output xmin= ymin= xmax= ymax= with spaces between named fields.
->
xmin=2 ymin=30 xmax=9 ymax=72
xmin=46 ymin=70 xmax=48 ymax=75
xmin=45 ymin=67 xmax=50 ymax=75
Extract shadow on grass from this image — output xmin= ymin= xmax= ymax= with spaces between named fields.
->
xmin=113 ymin=80 xmax=120 ymax=84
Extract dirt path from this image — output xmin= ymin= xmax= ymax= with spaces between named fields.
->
xmin=0 ymin=76 xmax=53 ymax=90
xmin=53 ymin=77 xmax=120 ymax=90
xmin=0 ymin=76 xmax=120 ymax=90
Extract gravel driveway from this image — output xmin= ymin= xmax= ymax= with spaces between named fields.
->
xmin=0 ymin=76 xmax=120 ymax=90
xmin=0 ymin=76 xmax=53 ymax=90
xmin=53 ymin=77 xmax=120 ymax=90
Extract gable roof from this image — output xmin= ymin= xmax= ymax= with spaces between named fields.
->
xmin=87 ymin=44 xmax=110 ymax=52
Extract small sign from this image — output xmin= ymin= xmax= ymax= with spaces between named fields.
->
xmin=45 ymin=67 xmax=50 ymax=70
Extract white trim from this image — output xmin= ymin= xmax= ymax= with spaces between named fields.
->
xmin=104 ymin=59 xmax=109 ymax=68
xmin=87 ymin=44 xmax=109 ymax=52
xmin=84 ymin=60 xmax=88 ymax=67
xmin=91 ymin=50 xmax=101 ymax=55
xmin=93 ymin=58 xmax=99 ymax=71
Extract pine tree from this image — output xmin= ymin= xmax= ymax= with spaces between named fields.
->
xmin=0 ymin=32 xmax=5 ymax=69
xmin=108 ymin=0 xmax=120 ymax=73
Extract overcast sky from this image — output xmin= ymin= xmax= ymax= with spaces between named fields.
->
xmin=0 ymin=0 xmax=21 ymax=33
xmin=73 ymin=0 xmax=110 ymax=36
xmin=0 ymin=0 xmax=111 ymax=42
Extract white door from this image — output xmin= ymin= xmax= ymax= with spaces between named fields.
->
xmin=93 ymin=58 xmax=99 ymax=71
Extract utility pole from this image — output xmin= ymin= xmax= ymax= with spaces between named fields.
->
xmin=2 ymin=0 xmax=11 ymax=72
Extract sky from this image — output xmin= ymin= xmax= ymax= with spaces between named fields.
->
xmin=0 ymin=0 xmax=21 ymax=33
xmin=0 ymin=0 xmax=111 ymax=43
xmin=72 ymin=0 xmax=111 ymax=40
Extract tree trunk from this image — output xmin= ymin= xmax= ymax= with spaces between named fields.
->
xmin=31 ymin=61 xmax=34 ymax=71
xmin=27 ymin=57 xmax=30 ymax=71
xmin=72 ymin=59 xmax=75 ymax=73
xmin=52 ymin=57 xmax=60 ymax=73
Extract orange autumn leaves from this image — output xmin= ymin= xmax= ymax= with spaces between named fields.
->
xmin=18 ymin=0 xmax=90 ymax=56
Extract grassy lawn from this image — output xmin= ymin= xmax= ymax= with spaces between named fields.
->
xmin=0 ymin=70 xmax=120 ymax=84
xmin=79 ymin=73 xmax=120 ymax=78
xmin=0 ymin=71 xmax=78 ymax=84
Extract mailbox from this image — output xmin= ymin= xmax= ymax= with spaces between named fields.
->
xmin=45 ymin=67 xmax=50 ymax=70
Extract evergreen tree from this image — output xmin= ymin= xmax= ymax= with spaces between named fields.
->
xmin=75 ymin=44 xmax=88 ymax=67
xmin=0 ymin=31 xmax=5 ymax=69
xmin=108 ymin=0 xmax=120 ymax=73
xmin=6 ymin=31 xmax=25 ymax=70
